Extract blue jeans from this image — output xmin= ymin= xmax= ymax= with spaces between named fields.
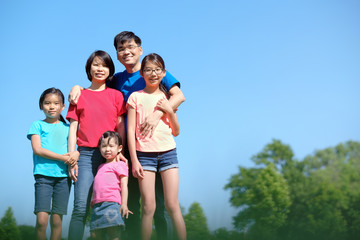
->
xmin=68 ymin=147 xmax=103 ymax=240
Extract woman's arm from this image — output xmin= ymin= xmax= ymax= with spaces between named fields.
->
xmin=68 ymin=119 xmax=79 ymax=181
xmin=127 ymin=106 xmax=144 ymax=179
xmin=117 ymin=115 xmax=126 ymax=150
xmin=68 ymin=85 xmax=84 ymax=105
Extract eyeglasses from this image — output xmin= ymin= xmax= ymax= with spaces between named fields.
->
xmin=117 ymin=45 xmax=139 ymax=53
xmin=143 ymin=68 xmax=164 ymax=76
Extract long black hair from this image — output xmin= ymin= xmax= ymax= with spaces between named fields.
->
xmin=140 ymin=53 xmax=170 ymax=99
xmin=39 ymin=87 xmax=66 ymax=123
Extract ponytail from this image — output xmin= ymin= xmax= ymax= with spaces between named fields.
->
xmin=59 ymin=115 xmax=67 ymax=124
xmin=159 ymin=83 xmax=170 ymax=99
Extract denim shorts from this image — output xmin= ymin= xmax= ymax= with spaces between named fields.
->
xmin=34 ymin=174 xmax=71 ymax=215
xmin=137 ymin=148 xmax=178 ymax=172
xmin=90 ymin=202 xmax=125 ymax=231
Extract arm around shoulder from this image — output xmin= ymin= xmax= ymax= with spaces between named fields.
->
xmin=168 ymin=85 xmax=185 ymax=111
xmin=68 ymin=85 xmax=84 ymax=105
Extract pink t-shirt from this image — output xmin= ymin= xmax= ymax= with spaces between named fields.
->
xmin=91 ymin=161 xmax=128 ymax=206
xmin=66 ymin=88 xmax=126 ymax=147
xmin=127 ymin=90 xmax=176 ymax=152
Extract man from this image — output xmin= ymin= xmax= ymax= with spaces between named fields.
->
xmin=68 ymin=31 xmax=185 ymax=240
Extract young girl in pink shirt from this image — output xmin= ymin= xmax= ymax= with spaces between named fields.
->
xmin=127 ymin=53 xmax=186 ymax=240
xmin=90 ymin=131 xmax=132 ymax=240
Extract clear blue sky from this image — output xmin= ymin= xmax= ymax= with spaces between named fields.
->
xmin=1 ymin=0 xmax=359 ymax=237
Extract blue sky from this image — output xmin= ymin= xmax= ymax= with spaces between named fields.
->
xmin=1 ymin=0 xmax=359 ymax=237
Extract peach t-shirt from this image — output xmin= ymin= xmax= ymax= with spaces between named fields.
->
xmin=127 ymin=90 xmax=176 ymax=152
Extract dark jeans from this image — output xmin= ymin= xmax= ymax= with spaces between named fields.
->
xmin=68 ymin=147 xmax=103 ymax=240
xmin=124 ymin=147 xmax=173 ymax=240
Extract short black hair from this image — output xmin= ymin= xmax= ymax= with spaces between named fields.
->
xmin=98 ymin=131 xmax=122 ymax=147
xmin=114 ymin=31 xmax=142 ymax=50
xmin=85 ymin=50 xmax=115 ymax=82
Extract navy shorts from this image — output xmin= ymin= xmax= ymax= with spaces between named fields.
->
xmin=34 ymin=174 xmax=71 ymax=215
xmin=137 ymin=148 xmax=178 ymax=172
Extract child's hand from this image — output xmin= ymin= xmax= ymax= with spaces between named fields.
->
xmin=156 ymin=98 xmax=173 ymax=114
xmin=120 ymin=205 xmax=133 ymax=219
xmin=64 ymin=151 xmax=79 ymax=167
xmin=132 ymin=160 xmax=144 ymax=179
xmin=115 ymin=152 xmax=128 ymax=166
xmin=68 ymin=164 xmax=78 ymax=182
xmin=139 ymin=111 xmax=162 ymax=138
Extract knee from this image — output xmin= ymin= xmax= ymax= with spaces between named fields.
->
xmin=51 ymin=216 xmax=62 ymax=229
xmin=72 ymin=200 xmax=88 ymax=216
xmin=165 ymin=199 xmax=180 ymax=214
xmin=142 ymin=201 xmax=156 ymax=216
xmin=36 ymin=218 xmax=48 ymax=231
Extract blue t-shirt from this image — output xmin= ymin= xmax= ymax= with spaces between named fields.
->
xmin=27 ymin=120 xmax=69 ymax=177
xmin=108 ymin=70 xmax=180 ymax=103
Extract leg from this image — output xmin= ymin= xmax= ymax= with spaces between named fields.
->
xmin=50 ymin=214 xmax=62 ymax=240
xmin=51 ymin=177 xmax=71 ymax=240
xmin=161 ymin=168 xmax=186 ymax=240
xmin=139 ymin=171 xmax=156 ymax=240
xmin=154 ymin=172 xmax=172 ymax=240
xmin=36 ymin=212 xmax=49 ymax=240
xmin=34 ymin=175 xmax=53 ymax=240
xmin=68 ymin=147 xmax=102 ymax=240
xmin=125 ymin=151 xmax=141 ymax=240
xmin=107 ymin=226 xmax=121 ymax=240
xmin=91 ymin=229 xmax=105 ymax=240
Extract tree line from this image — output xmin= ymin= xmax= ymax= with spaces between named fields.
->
xmin=2 ymin=139 xmax=359 ymax=239
xmin=225 ymin=139 xmax=360 ymax=240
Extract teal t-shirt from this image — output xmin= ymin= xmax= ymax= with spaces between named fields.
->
xmin=27 ymin=120 xmax=69 ymax=177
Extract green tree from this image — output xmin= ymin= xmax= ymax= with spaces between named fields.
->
xmin=251 ymin=139 xmax=294 ymax=170
xmin=225 ymin=163 xmax=290 ymax=239
xmin=282 ymin=141 xmax=360 ymax=240
xmin=18 ymin=225 xmax=35 ymax=240
xmin=226 ymin=140 xmax=360 ymax=240
xmin=211 ymin=227 xmax=243 ymax=240
xmin=0 ymin=207 xmax=21 ymax=240
xmin=184 ymin=202 xmax=211 ymax=240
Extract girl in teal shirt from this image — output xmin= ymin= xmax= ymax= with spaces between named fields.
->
xmin=27 ymin=87 xmax=79 ymax=240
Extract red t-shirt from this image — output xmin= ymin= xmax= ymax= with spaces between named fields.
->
xmin=66 ymin=88 xmax=126 ymax=147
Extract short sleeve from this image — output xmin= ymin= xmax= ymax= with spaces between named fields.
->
xmin=66 ymin=103 xmax=78 ymax=122
xmin=115 ymin=90 xmax=127 ymax=116
xmin=126 ymin=92 xmax=137 ymax=110
xmin=162 ymin=71 xmax=180 ymax=91
xmin=116 ymin=161 xmax=128 ymax=177
xmin=27 ymin=121 xmax=41 ymax=140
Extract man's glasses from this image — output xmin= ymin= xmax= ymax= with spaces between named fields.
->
xmin=117 ymin=45 xmax=138 ymax=53
xmin=143 ymin=68 xmax=164 ymax=76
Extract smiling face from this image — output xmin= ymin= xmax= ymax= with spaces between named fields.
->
xmin=116 ymin=39 xmax=143 ymax=70
xmin=100 ymin=137 xmax=122 ymax=161
xmin=141 ymin=61 xmax=166 ymax=88
xmin=90 ymin=56 xmax=110 ymax=83
xmin=41 ymin=93 xmax=65 ymax=122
